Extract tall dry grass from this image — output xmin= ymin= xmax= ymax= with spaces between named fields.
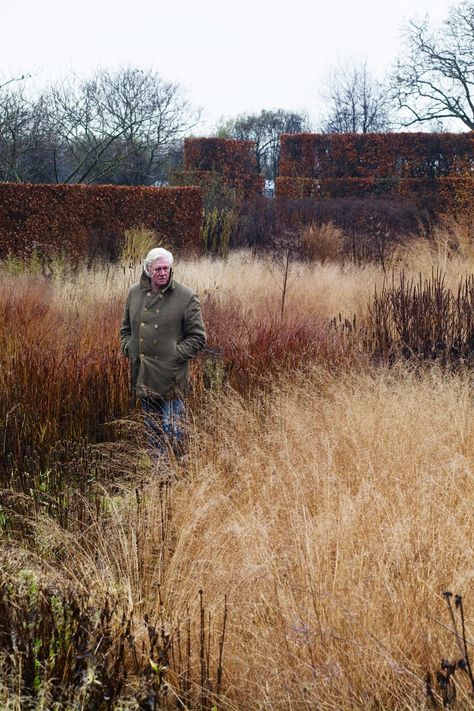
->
xmin=392 ymin=214 xmax=474 ymax=288
xmin=177 ymin=250 xmax=383 ymax=323
xmin=3 ymin=223 xmax=474 ymax=708
xmin=166 ymin=365 xmax=474 ymax=708
xmin=0 ymin=273 xmax=129 ymax=471
xmin=11 ymin=365 xmax=474 ymax=709
xmin=0 ymin=253 xmax=372 ymax=487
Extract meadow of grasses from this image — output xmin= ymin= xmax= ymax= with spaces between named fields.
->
xmin=2 ymin=220 xmax=474 ymax=709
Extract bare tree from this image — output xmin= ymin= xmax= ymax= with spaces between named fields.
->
xmin=44 ymin=67 xmax=196 ymax=184
xmin=0 ymin=86 xmax=30 ymax=180
xmin=393 ymin=1 xmax=474 ymax=129
xmin=0 ymin=77 xmax=57 ymax=183
xmin=0 ymin=75 xmax=37 ymax=181
xmin=0 ymin=74 xmax=30 ymax=99
xmin=218 ymin=109 xmax=310 ymax=181
xmin=93 ymin=67 xmax=196 ymax=185
xmin=320 ymin=60 xmax=393 ymax=133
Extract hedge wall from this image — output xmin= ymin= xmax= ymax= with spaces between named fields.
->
xmin=0 ymin=183 xmax=203 ymax=258
xmin=184 ymin=138 xmax=258 ymax=174
xmin=279 ymin=133 xmax=474 ymax=179
xmin=275 ymin=176 xmax=474 ymax=216
xmin=276 ymin=177 xmax=394 ymax=199
xmin=179 ymin=138 xmax=265 ymax=204
xmin=172 ymin=169 xmax=265 ymax=204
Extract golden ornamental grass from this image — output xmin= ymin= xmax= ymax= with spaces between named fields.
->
xmin=3 ymin=224 xmax=474 ymax=708
xmin=29 ymin=365 xmax=474 ymax=708
xmin=161 ymin=366 xmax=474 ymax=708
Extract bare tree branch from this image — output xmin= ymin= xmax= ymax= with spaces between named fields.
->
xmin=393 ymin=1 xmax=474 ymax=129
xmin=218 ymin=109 xmax=310 ymax=181
xmin=320 ymin=60 xmax=394 ymax=134
xmin=0 ymin=67 xmax=196 ymax=185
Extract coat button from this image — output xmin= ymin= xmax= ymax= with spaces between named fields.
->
xmin=141 ymin=322 xmax=145 ymax=327
xmin=155 ymin=309 xmax=160 ymax=313
xmin=147 ymin=292 xmax=151 ymax=296
xmin=154 ymin=324 xmax=158 ymax=329
xmin=140 ymin=337 xmax=144 ymax=342
xmin=140 ymin=354 xmax=144 ymax=358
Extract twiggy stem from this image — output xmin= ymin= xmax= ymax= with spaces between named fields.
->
xmin=443 ymin=592 xmax=465 ymax=659
xmin=457 ymin=595 xmax=474 ymax=693
xmin=216 ymin=594 xmax=228 ymax=698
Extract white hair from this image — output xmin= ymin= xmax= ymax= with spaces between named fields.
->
xmin=144 ymin=247 xmax=174 ymax=276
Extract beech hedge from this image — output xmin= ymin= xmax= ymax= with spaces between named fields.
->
xmin=179 ymin=138 xmax=265 ymax=204
xmin=184 ymin=137 xmax=258 ymax=174
xmin=0 ymin=183 xmax=203 ymax=258
xmin=172 ymin=169 xmax=265 ymax=203
xmin=275 ymin=176 xmax=474 ymax=217
xmin=279 ymin=133 xmax=474 ymax=179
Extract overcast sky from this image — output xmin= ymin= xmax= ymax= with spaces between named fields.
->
xmin=1 ymin=0 xmax=455 ymax=131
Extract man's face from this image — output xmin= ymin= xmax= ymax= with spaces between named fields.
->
xmin=150 ymin=257 xmax=171 ymax=290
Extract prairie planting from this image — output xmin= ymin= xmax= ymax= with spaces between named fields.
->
xmin=2 ymin=231 xmax=474 ymax=709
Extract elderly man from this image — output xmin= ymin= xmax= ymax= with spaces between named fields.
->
xmin=120 ymin=247 xmax=206 ymax=456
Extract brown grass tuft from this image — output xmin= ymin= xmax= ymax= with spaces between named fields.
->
xmin=299 ymin=221 xmax=345 ymax=263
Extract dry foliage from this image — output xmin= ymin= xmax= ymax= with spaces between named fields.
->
xmin=392 ymin=214 xmax=474 ymax=279
xmin=4 ymin=366 xmax=474 ymax=708
xmin=3 ymin=231 xmax=474 ymax=708
xmin=184 ymin=138 xmax=258 ymax=175
xmin=366 ymin=270 xmax=474 ymax=365
xmin=120 ymin=228 xmax=161 ymax=269
xmin=299 ymin=221 xmax=344 ymax=263
xmin=0 ymin=183 xmax=202 ymax=259
xmin=279 ymin=132 xmax=474 ymax=179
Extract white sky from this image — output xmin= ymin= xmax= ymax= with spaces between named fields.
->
xmin=1 ymin=0 xmax=455 ymax=131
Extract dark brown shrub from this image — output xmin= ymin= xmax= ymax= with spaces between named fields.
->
xmin=366 ymin=270 xmax=474 ymax=364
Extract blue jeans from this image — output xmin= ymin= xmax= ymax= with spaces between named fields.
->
xmin=141 ymin=396 xmax=186 ymax=457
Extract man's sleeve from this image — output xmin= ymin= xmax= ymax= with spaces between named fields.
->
xmin=176 ymin=293 xmax=206 ymax=362
xmin=119 ymin=293 xmax=132 ymax=357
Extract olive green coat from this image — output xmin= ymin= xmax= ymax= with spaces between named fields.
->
xmin=120 ymin=271 xmax=206 ymax=399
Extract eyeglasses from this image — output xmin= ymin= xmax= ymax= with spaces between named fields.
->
xmin=151 ymin=266 xmax=170 ymax=273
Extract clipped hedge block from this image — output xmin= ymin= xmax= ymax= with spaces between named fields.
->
xmin=275 ymin=176 xmax=474 ymax=218
xmin=172 ymin=169 xmax=264 ymax=203
xmin=276 ymin=177 xmax=397 ymax=200
xmin=0 ymin=183 xmax=203 ymax=258
xmin=279 ymin=133 xmax=474 ymax=180
xmin=184 ymin=138 xmax=258 ymax=175
xmin=399 ymin=177 xmax=474 ymax=215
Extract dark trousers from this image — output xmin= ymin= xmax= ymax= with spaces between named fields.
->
xmin=140 ymin=396 xmax=186 ymax=457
